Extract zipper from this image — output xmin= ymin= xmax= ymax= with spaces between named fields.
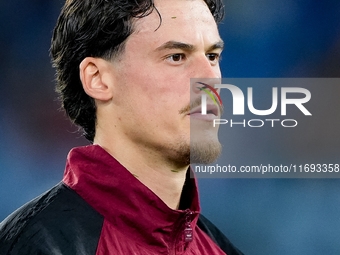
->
xmin=183 ymin=209 xmax=193 ymax=242
xmin=170 ymin=209 xmax=194 ymax=255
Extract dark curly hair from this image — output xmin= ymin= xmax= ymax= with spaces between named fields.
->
xmin=50 ymin=0 xmax=225 ymax=142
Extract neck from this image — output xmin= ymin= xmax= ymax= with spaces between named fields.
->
xmin=94 ymin=135 xmax=189 ymax=210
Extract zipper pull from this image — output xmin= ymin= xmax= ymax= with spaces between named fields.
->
xmin=184 ymin=210 xmax=193 ymax=242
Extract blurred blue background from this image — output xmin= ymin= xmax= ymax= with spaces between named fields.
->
xmin=1 ymin=0 xmax=339 ymax=254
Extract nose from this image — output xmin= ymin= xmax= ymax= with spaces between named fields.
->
xmin=192 ymin=78 xmax=221 ymax=94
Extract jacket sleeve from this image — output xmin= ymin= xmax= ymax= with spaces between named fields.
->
xmin=197 ymin=214 xmax=245 ymax=255
xmin=0 ymin=182 xmax=104 ymax=255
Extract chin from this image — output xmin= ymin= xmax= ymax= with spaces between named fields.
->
xmin=190 ymin=138 xmax=222 ymax=164
xmin=189 ymin=122 xmax=221 ymax=164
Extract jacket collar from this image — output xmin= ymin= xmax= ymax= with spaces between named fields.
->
xmin=63 ymin=145 xmax=201 ymax=249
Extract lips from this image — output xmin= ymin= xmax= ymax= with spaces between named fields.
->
xmin=189 ymin=103 xmax=220 ymax=120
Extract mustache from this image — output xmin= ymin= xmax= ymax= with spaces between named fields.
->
xmin=179 ymin=95 xmax=224 ymax=115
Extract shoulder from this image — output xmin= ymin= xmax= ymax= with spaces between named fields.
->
xmin=197 ymin=214 xmax=245 ymax=255
xmin=0 ymin=182 xmax=104 ymax=255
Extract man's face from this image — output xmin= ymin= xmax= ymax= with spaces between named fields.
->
xmin=106 ymin=0 xmax=223 ymax=165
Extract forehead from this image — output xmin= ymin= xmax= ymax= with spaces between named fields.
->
xmin=129 ymin=0 xmax=220 ymax=46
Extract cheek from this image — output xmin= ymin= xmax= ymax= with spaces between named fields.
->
xmin=116 ymin=58 xmax=190 ymax=112
xmin=156 ymin=87 xmax=188 ymax=111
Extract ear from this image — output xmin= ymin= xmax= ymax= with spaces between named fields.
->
xmin=79 ymin=57 xmax=113 ymax=101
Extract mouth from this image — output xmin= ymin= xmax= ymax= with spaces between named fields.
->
xmin=188 ymin=104 xmax=219 ymax=120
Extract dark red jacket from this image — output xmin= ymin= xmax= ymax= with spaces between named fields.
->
xmin=0 ymin=145 xmax=244 ymax=255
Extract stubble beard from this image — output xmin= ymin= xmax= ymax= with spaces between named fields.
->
xmin=175 ymin=103 xmax=222 ymax=165
xmin=172 ymin=137 xmax=222 ymax=165
xmin=190 ymin=139 xmax=222 ymax=164
xmin=175 ymin=91 xmax=223 ymax=165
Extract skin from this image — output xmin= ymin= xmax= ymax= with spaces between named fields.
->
xmin=80 ymin=0 xmax=223 ymax=209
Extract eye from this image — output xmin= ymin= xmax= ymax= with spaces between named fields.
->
xmin=166 ymin=53 xmax=186 ymax=63
xmin=206 ymin=53 xmax=220 ymax=65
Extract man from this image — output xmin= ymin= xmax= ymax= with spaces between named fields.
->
xmin=0 ymin=0 xmax=244 ymax=254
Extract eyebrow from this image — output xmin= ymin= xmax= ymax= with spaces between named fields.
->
xmin=207 ymin=40 xmax=224 ymax=52
xmin=155 ymin=40 xmax=224 ymax=52
xmin=156 ymin=41 xmax=196 ymax=52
